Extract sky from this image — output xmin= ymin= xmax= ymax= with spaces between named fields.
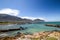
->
xmin=0 ymin=0 xmax=60 ymax=21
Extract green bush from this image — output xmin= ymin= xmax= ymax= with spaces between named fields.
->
xmin=46 ymin=37 xmax=58 ymax=40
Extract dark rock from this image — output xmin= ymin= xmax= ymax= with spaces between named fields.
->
xmin=45 ymin=24 xmax=60 ymax=28
xmin=15 ymin=32 xmax=24 ymax=37
xmin=20 ymin=27 xmax=25 ymax=30
xmin=20 ymin=26 xmax=28 ymax=30
xmin=24 ymin=32 xmax=32 ymax=35
xmin=0 ymin=28 xmax=21 ymax=32
xmin=17 ymin=32 xmax=21 ymax=35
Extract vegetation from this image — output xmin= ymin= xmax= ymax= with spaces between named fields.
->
xmin=46 ymin=37 xmax=58 ymax=40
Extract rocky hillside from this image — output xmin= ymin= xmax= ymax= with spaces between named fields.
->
xmin=0 ymin=14 xmax=22 ymax=22
xmin=0 ymin=14 xmax=45 ymax=24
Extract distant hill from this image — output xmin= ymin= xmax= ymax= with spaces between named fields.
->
xmin=0 ymin=14 xmax=45 ymax=24
xmin=33 ymin=19 xmax=45 ymax=23
xmin=0 ymin=14 xmax=22 ymax=22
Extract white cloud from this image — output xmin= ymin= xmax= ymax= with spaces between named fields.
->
xmin=0 ymin=8 xmax=47 ymax=21
xmin=0 ymin=8 xmax=19 ymax=16
xmin=21 ymin=16 xmax=46 ymax=20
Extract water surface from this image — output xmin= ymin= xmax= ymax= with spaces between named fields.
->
xmin=0 ymin=22 xmax=60 ymax=37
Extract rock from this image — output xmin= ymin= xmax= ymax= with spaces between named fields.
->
xmin=15 ymin=32 xmax=25 ymax=38
xmin=24 ymin=32 xmax=32 ymax=35
xmin=0 ymin=37 xmax=17 ymax=40
xmin=45 ymin=24 xmax=60 ymax=28
xmin=20 ymin=26 xmax=28 ymax=30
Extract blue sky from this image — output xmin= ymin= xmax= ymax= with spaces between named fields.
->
xmin=0 ymin=0 xmax=60 ymax=21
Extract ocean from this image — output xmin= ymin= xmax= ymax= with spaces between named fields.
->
xmin=0 ymin=22 xmax=60 ymax=37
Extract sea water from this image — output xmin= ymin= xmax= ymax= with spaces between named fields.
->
xmin=0 ymin=22 xmax=60 ymax=37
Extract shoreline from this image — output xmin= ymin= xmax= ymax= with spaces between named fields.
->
xmin=0 ymin=30 xmax=60 ymax=40
xmin=0 ymin=23 xmax=60 ymax=40
xmin=45 ymin=24 xmax=60 ymax=28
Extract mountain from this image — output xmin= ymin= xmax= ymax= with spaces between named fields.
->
xmin=0 ymin=14 xmax=45 ymax=24
xmin=0 ymin=14 xmax=33 ymax=24
xmin=0 ymin=14 xmax=22 ymax=22
xmin=33 ymin=19 xmax=45 ymax=23
xmin=34 ymin=19 xmax=44 ymax=22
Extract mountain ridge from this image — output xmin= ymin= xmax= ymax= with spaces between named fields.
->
xmin=0 ymin=14 xmax=45 ymax=24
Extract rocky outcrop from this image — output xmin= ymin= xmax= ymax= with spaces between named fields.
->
xmin=0 ymin=28 xmax=20 ymax=32
xmin=0 ymin=26 xmax=27 ymax=32
xmin=45 ymin=24 xmax=60 ymax=28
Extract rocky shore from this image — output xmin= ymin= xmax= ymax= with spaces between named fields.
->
xmin=0 ymin=26 xmax=27 ymax=32
xmin=45 ymin=24 xmax=60 ymax=28
xmin=0 ymin=30 xmax=60 ymax=40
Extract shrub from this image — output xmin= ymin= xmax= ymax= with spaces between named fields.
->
xmin=46 ymin=37 xmax=58 ymax=40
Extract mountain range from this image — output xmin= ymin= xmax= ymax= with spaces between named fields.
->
xmin=0 ymin=14 xmax=44 ymax=24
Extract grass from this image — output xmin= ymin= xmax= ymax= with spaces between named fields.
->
xmin=46 ymin=37 xmax=58 ymax=40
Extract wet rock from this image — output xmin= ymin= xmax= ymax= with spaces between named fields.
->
xmin=45 ymin=24 xmax=60 ymax=28
xmin=24 ymin=32 xmax=32 ymax=35
xmin=20 ymin=26 xmax=28 ymax=30
xmin=15 ymin=32 xmax=25 ymax=38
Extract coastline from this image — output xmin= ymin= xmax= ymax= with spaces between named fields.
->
xmin=45 ymin=24 xmax=60 ymax=28
xmin=0 ymin=30 xmax=60 ymax=40
xmin=0 ymin=23 xmax=60 ymax=40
